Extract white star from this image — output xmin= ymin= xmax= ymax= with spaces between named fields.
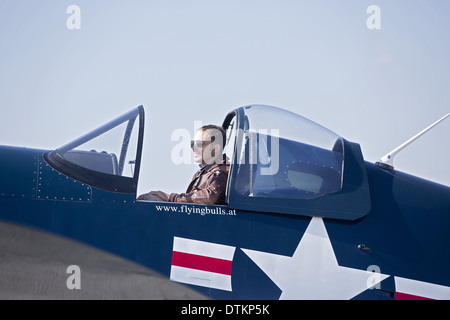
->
xmin=242 ymin=217 xmax=389 ymax=299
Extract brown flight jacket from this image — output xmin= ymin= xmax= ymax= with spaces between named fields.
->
xmin=168 ymin=161 xmax=229 ymax=205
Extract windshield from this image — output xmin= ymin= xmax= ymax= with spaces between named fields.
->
xmin=233 ymin=105 xmax=344 ymax=200
xmin=44 ymin=106 xmax=144 ymax=193
xmin=56 ymin=108 xmax=140 ymax=178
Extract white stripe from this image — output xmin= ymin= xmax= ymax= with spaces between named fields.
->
xmin=173 ymin=237 xmax=235 ymax=260
xmin=170 ymin=266 xmax=232 ymax=291
xmin=395 ymin=276 xmax=450 ymax=300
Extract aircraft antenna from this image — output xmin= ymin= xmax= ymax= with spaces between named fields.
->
xmin=376 ymin=113 xmax=450 ymax=170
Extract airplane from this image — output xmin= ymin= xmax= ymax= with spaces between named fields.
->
xmin=0 ymin=104 xmax=449 ymax=300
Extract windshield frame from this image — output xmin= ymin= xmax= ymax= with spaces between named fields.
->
xmin=44 ymin=106 xmax=145 ymax=194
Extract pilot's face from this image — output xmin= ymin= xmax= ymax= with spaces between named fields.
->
xmin=192 ymin=128 xmax=222 ymax=165
xmin=192 ymin=130 xmax=207 ymax=164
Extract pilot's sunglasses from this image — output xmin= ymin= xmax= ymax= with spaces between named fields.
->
xmin=190 ymin=140 xmax=203 ymax=148
xmin=190 ymin=137 xmax=215 ymax=149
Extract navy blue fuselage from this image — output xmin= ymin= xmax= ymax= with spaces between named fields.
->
xmin=0 ymin=145 xmax=449 ymax=299
xmin=1 ymin=105 xmax=449 ymax=300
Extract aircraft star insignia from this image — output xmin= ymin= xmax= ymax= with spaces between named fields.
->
xmin=241 ymin=217 xmax=390 ymax=299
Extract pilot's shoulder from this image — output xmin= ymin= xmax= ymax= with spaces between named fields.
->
xmin=217 ymin=163 xmax=230 ymax=173
xmin=206 ymin=163 xmax=228 ymax=178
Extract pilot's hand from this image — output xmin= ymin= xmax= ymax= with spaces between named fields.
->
xmin=137 ymin=192 xmax=164 ymax=201
xmin=149 ymin=190 xmax=170 ymax=202
xmin=137 ymin=192 xmax=151 ymax=200
xmin=137 ymin=191 xmax=169 ymax=201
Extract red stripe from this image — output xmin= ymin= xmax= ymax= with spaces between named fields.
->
xmin=172 ymin=251 xmax=232 ymax=275
xmin=396 ymin=292 xmax=434 ymax=300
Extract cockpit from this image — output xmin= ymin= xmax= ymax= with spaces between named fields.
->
xmin=223 ymin=105 xmax=343 ymax=200
xmin=44 ymin=105 xmax=371 ymax=221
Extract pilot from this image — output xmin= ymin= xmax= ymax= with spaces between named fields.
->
xmin=137 ymin=125 xmax=229 ymax=205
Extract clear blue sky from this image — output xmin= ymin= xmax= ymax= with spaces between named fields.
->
xmin=1 ymin=0 xmax=449 ymax=195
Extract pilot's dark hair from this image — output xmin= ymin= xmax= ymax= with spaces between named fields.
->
xmin=199 ymin=125 xmax=226 ymax=149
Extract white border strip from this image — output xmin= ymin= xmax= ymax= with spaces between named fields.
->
xmin=170 ymin=266 xmax=232 ymax=291
xmin=395 ymin=276 xmax=450 ymax=300
xmin=173 ymin=237 xmax=235 ymax=260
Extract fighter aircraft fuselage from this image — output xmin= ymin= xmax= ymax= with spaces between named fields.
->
xmin=0 ymin=105 xmax=449 ymax=299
